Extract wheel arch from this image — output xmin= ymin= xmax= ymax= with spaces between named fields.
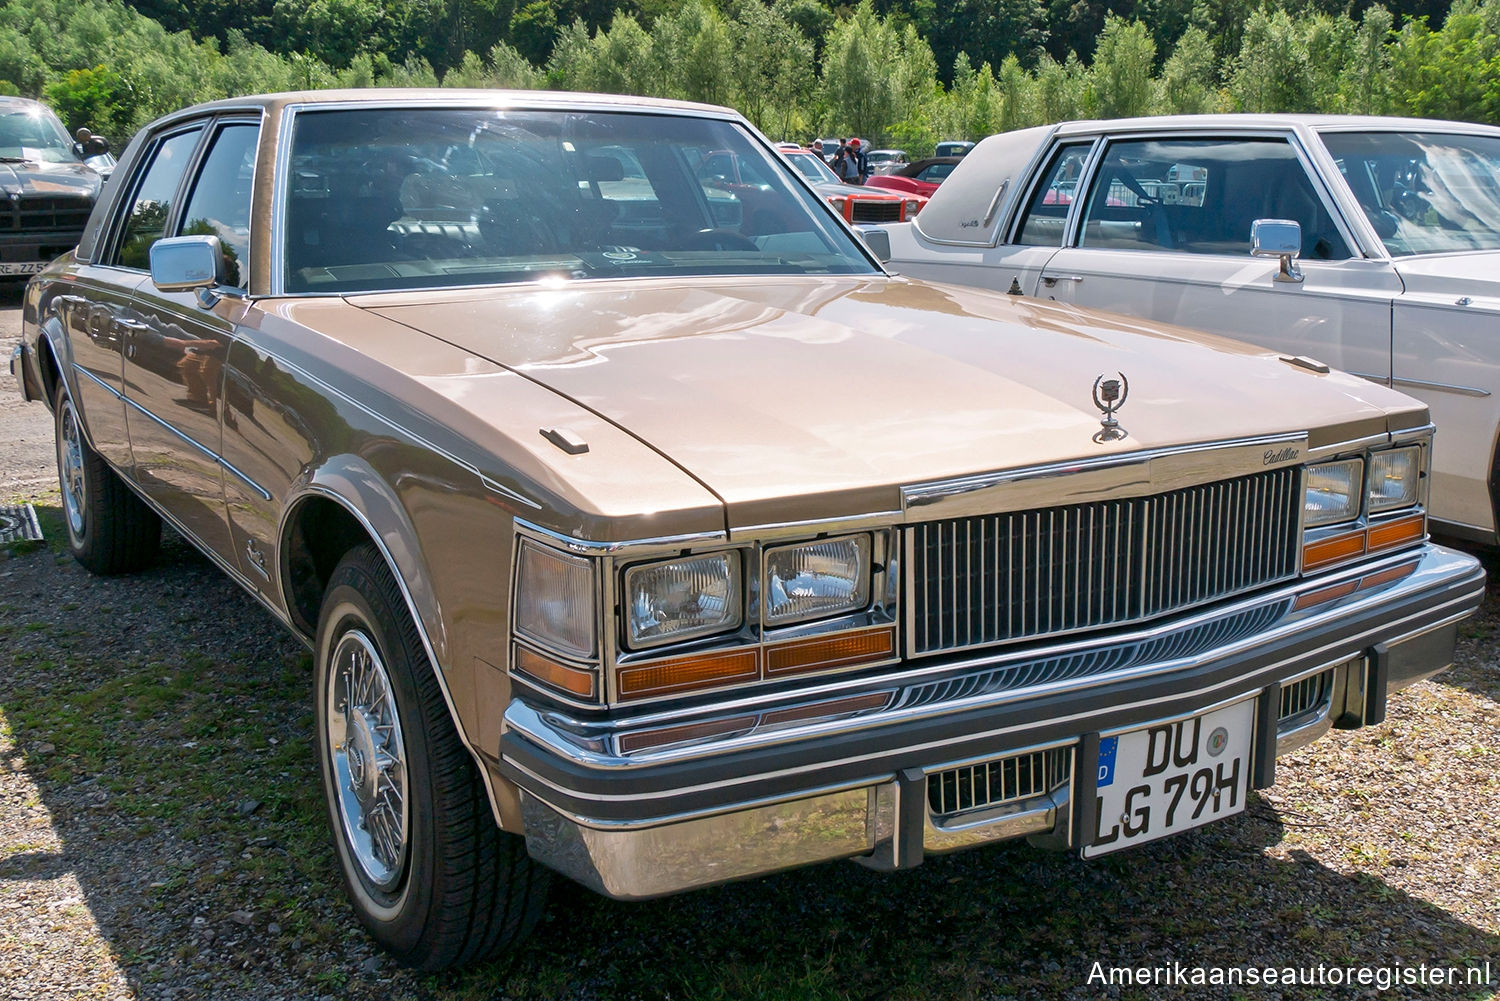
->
xmin=278 ymin=460 xmax=514 ymax=829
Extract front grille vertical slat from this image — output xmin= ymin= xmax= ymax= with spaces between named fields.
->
xmin=928 ymin=747 xmax=1073 ymax=817
xmin=911 ymin=467 xmax=1301 ymax=656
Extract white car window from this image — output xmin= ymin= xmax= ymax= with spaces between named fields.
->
xmin=1322 ymin=131 xmax=1500 ymax=256
xmin=1079 ymin=138 xmax=1350 ymax=260
xmin=1015 ymin=143 xmax=1091 ymax=246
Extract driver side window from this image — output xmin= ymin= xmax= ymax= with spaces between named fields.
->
xmin=1078 ymin=137 xmax=1350 ymax=260
xmin=112 ymin=128 xmax=203 ymax=271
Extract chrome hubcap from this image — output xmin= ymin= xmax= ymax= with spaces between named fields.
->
xmin=58 ymin=400 xmax=86 ymax=539
xmin=327 ymin=629 xmax=408 ymax=891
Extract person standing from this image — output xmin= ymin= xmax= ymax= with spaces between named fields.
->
xmin=847 ymin=137 xmax=870 ymax=185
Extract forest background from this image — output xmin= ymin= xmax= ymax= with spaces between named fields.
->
xmin=0 ymin=0 xmax=1494 ymax=156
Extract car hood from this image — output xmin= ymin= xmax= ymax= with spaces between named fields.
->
xmin=354 ymin=276 xmax=1421 ymax=528
xmin=1393 ymin=250 xmax=1500 ymax=300
xmin=0 ymin=159 xmax=101 ymax=199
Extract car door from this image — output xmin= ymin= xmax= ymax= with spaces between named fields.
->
xmin=137 ymin=120 xmax=274 ymax=588
xmin=1036 ymin=133 xmax=1401 ymax=382
xmin=111 ymin=120 xmax=247 ymax=560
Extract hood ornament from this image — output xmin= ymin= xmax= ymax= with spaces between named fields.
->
xmin=1092 ymin=372 xmax=1129 ymax=443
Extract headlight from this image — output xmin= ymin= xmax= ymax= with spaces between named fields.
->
xmin=827 ymin=195 xmax=848 ymax=213
xmin=1368 ymin=446 xmax=1420 ymax=513
xmin=1305 ymin=458 xmax=1363 ymax=527
xmin=625 ymin=552 xmax=742 ymax=648
xmin=763 ymin=535 xmax=871 ymax=626
xmin=905 ymin=199 xmax=922 ymax=217
xmin=514 ymin=540 xmax=596 ymax=659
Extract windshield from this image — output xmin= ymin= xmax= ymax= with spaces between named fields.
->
xmin=0 ymin=106 xmax=80 ymax=164
xmin=284 ymin=108 xmax=876 ymax=293
xmin=1321 ymin=131 xmax=1500 ymax=256
xmin=786 ymin=152 xmax=839 ymax=185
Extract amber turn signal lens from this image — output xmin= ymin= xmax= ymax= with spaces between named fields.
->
xmin=1292 ymin=579 xmax=1360 ymax=611
xmin=514 ymin=646 xmax=597 ymax=698
xmin=1367 ymin=513 xmax=1425 ymax=553
xmin=617 ymin=648 xmax=760 ymax=700
xmin=1303 ymin=529 xmax=1367 ymax=571
xmin=618 ymin=715 xmax=758 ymax=753
xmin=765 ymin=627 xmax=896 ymax=676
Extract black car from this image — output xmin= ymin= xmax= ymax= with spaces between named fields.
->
xmin=0 ymin=96 xmax=111 ymax=278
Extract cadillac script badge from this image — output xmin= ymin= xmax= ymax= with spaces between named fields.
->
xmin=1092 ymin=372 xmax=1129 ymax=443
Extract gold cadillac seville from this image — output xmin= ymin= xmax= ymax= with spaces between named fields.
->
xmin=8 ymin=90 xmax=1487 ymax=969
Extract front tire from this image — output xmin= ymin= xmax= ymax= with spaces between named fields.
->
xmin=53 ymin=383 xmax=160 ymax=574
xmin=315 ymin=544 xmax=549 ymax=970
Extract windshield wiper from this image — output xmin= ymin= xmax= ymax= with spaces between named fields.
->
xmin=0 ymin=156 xmax=32 ymax=163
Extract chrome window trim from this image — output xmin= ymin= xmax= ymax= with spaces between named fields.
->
xmin=901 ymin=431 xmax=1308 ymax=521
xmin=73 ymin=363 xmax=271 ymax=500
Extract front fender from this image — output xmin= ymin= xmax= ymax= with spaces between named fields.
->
xmin=280 ymin=454 xmax=450 ymax=672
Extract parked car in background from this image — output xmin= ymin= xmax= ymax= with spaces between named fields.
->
xmin=865 ymin=156 xmax=964 ymax=198
xmin=866 ymin=149 xmax=909 ymax=174
xmin=887 ymin=114 xmax=1500 ymax=544
xmin=0 ymin=96 xmax=113 ymax=277
xmin=11 ymin=92 xmax=1484 ymax=973
xmin=934 ymin=140 xmax=975 ymax=158
xmin=779 ymin=146 xmax=926 ymax=222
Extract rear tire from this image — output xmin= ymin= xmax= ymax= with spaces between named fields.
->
xmin=53 ymin=383 xmax=160 ymax=574
xmin=315 ymin=543 xmax=549 ymax=970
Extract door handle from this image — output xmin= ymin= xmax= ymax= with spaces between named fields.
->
xmin=115 ymin=319 xmax=151 ymax=333
xmin=1040 ymin=275 xmax=1084 ymax=288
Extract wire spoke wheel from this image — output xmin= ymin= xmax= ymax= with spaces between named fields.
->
xmin=57 ymin=398 xmax=87 ymax=539
xmin=327 ymin=628 xmax=410 ymax=891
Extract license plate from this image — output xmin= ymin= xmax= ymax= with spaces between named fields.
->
xmin=0 ymin=262 xmax=48 ymax=275
xmin=1083 ymin=699 xmax=1255 ymax=857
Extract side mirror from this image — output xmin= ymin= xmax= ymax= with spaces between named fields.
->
xmin=855 ymin=225 xmax=891 ymax=263
xmin=1251 ymin=218 xmax=1303 ymax=284
xmin=149 ymin=235 xmax=225 ymax=305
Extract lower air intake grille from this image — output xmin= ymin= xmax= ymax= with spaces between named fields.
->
xmin=928 ymin=745 xmax=1071 ymax=816
xmin=1279 ymin=670 xmax=1333 ymax=722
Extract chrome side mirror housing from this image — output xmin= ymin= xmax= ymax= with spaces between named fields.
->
xmin=149 ymin=235 xmax=226 ymax=305
xmin=1251 ymin=218 xmax=1304 ymax=284
xmin=855 ymin=225 xmax=892 ymax=264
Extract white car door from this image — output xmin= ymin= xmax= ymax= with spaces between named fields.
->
xmin=1034 ymin=134 xmax=1401 ymax=383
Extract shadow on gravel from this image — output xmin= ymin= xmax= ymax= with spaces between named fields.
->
xmin=1 ymin=506 xmax=1496 ymax=1001
xmin=1433 ymin=537 xmax=1500 ymax=704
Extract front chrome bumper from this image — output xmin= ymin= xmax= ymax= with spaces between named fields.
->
xmin=499 ymin=543 xmax=1484 ymax=899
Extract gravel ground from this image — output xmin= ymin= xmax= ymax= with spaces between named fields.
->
xmin=1 ymin=292 xmax=1497 ymax=1000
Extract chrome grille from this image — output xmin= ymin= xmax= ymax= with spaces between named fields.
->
xmin=910 ymin=467 xmax=1301 ymax=656
xmin=1279 ymin=670 xmax=1332 ymax=722
xmin=928 ymin=746 xmax=1071 ymax=816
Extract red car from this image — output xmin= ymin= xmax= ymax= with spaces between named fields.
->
xmin=780 ymin=148 xmax=927 ymax=223
xmin=864 ymin=156 xmax=964 ymax=199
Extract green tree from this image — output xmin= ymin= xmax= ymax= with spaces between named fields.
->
xmin=1339 ymin=5 xmax=1395 ymax=114
xmin=1159 ymin=25 xmax=1219 ymax=113
xmin=1229 ymin=7 xmax=1313 ymax=112
xmin=1389 ymin=9 xmax=1500 ymax=120
xmin=1091 ymin=17 xmax=1156 ymax=118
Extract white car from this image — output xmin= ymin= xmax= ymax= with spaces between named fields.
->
xmin=886 ymin=115 xmax=1500 ymax=544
